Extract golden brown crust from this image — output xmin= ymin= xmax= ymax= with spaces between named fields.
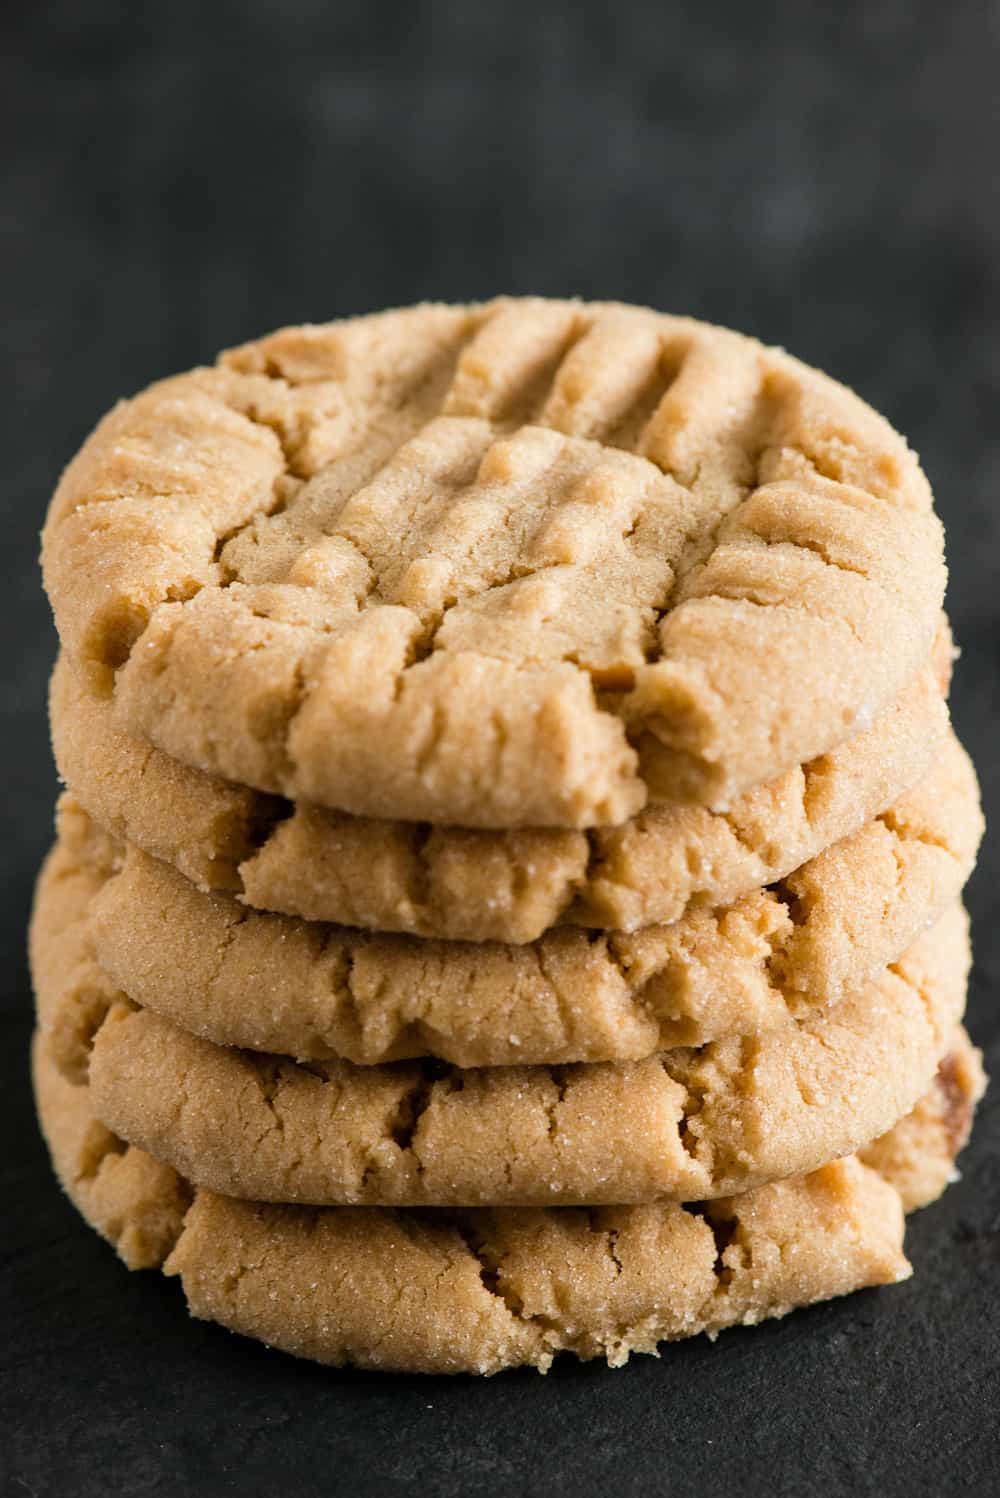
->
xmin=51 ymin=648 xmax=952 ymax=943
xmin=35 ymin=1033 xmax=934 ymax=1374
xmin=31 ymin=831 xmax=971 ymax=1208
xmin=43 ymin=300 xmax=945 ymax=828
xmin=41 ymin=724 xmax=981 ymax=1071
xmin=36 ymin=1030 xmax=984 ymax=1374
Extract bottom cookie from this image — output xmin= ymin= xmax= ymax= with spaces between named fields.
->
xmin=32 ymin=1030 xmax=984 ymax=1375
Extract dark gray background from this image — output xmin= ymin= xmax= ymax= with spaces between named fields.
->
xmin=2 ymin=2 xmax=998 ymax=1493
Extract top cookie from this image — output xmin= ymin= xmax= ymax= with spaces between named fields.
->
xmin=43 ymin=299 xmax=945 ymax=827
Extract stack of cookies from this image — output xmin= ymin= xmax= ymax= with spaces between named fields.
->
xmin=33 ymin=299 xmax=986 ymax=1375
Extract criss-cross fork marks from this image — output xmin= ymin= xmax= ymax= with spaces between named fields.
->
xmin=51 ymin=300 xmax=932 ymax=703
xmin=45 ymin=297 xmax=941 ymax=826
xmin=280 ymin=421 xmax=690 ymax=681
xmin=215 ymin=301 xmax=776 ymax=687
xmin=214 ymin=294 xmax=922 ymax=705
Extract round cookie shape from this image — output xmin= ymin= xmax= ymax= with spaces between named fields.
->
xmin=32 ymin=1031 xmax=983 ymax=1374
xmin=32 ymin=849 xmax=970 ymax=1208
xmin=50 ymin=646 xmax=952 ymax=943
xmin=42 ymin=299 xmax=945 ymax=828
xmin=78 ymin=912 xmax=974 ymax=1207
xmin=40 ymin=726 xmax=981 ymax=1072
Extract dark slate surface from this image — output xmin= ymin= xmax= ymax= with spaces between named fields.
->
xmin=1 ymin=2 xmax=998 ymax=1493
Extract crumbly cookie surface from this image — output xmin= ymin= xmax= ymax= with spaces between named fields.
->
xmin=31 ymin=839 xmax=970 ymax=1207
xmin=50 ymin=646 xmax=951 ymax=942
xmin=858 ymin=1041 xmax=985 ymax=1212
xmin=32 ymin=1031 xmax=983 ymax=1374
xmin=40 ymin=725 xmax=980 ymax=1072
xmin=42 ymin=300 xmax=945 ymax=827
